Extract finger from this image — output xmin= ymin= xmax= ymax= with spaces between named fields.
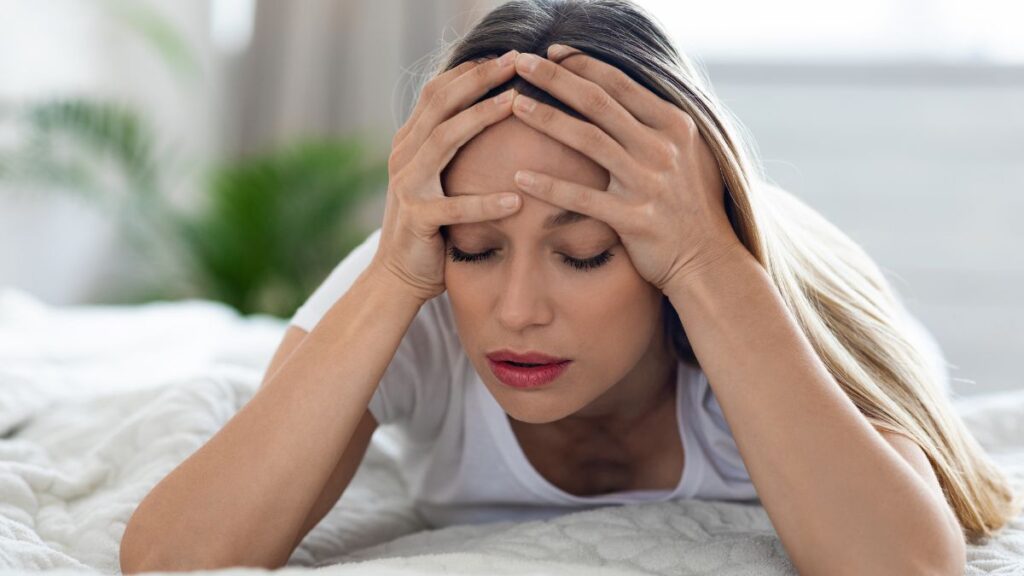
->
xmin=546 ymin=44 xmax=679 ymax=132
xmin=404 ymin=50 xmax=518 ymax=157
xmin=511 ymin=92 xmax=639 ymax=184
xmin=515 ymin=51 xmax=661 ymax=154
xmin=394 ymin=59 xmax=480 ymax=147
xmin=512 ymin=169 xmax=630 ymax=233
xmin=423 ymin=191 xmax=521 ymax=228
xmin=411 ymin=87 xmax=516 ymax=179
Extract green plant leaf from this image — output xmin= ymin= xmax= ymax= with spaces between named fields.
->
xmin=178 ymin=138 xmax=387 ymax=316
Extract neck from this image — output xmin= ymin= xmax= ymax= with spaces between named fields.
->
xmin=563 ymin=331 xmax=678 ymax=433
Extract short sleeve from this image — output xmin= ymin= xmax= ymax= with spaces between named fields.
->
xmin=367 ymin=297 xmax=454 ymax=438
xmin=685 ymin=371 xmax=757 ymax=501
xmin=288 ymin=227 xmax=453 ymax=438
xmin=290 ymin=227 xmax=382 ymax=333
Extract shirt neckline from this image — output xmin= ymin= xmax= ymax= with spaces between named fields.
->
xmin=473 ymin=357 xmax=703 ymax=504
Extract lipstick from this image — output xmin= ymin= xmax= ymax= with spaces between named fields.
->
xmin=487 ymin=358 xmax=570 ymax=389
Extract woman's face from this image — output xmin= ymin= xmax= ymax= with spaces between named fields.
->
xmin=442 ymin=116 xmax=668 ymax=425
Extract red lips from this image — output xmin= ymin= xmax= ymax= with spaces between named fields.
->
xmin=485 ymin=349 xmax=569 ymax=364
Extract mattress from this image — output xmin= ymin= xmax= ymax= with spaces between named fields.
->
xmin=1 ymin=287 xmax=1021 ymax=575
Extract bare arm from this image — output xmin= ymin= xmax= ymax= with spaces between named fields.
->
xmin=120 ymin=45 xmax=521 ymax=574
xmin=119 ymin=267 xmax=424 ymax=572
xmin=260 ymin=325 xmax=380 ymax=556
xmin=663 ymin=245 xmax=966 ymax=576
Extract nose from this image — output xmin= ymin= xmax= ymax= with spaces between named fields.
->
xmin=496 ymin=251 xmax=553 ymax=331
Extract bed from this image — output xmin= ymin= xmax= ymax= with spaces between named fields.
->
xmin=1 ymin=286 xmax=1022 ymax=575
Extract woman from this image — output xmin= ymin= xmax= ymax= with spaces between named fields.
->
xmin=119 ymin=0 xmax=1020 ymax=573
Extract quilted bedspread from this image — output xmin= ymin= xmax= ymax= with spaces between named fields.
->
xmin=1 ymin=287 xmax=1021 ymax=575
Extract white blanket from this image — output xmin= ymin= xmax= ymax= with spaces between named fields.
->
xmin=1 ymin=287 xmax=1021 ymax=575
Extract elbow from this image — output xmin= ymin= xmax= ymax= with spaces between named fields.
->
xmin=929 ymin=537 xmax=967 ymax=576
xmin=927 ymin=510 xmax=967 ymax=576
xmin=909 ymin=527 xmax=966 ymax=576
xmin=119 ymin=516 xmax=173 ymax=575
xmin=846 ymin=522 xmax=966 ymax=576
xmin=119 ymin=523 xmax=149 ymax=575
xmin=120 ymin=504 xmax=169 ymax=574
xmin=119 ymin=523 xmax=280 ymax=573
xmin=118 ymin=516 xmax=219 ymax=574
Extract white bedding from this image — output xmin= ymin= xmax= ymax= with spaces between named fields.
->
xmin=1 ymin=286 xmax=1022 ymax=575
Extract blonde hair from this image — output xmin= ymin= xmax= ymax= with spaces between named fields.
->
xmin=424 ymin=0 xmax=1022 ymax=543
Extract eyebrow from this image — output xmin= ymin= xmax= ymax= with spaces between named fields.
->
xmin=545 ymin=209 xmax=591 ymax=229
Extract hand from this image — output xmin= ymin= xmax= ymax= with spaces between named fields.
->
xmin=371 ymin=50 xmax=524 ymax=303
xmin=508 ymin=45 xmax=746 ymax=293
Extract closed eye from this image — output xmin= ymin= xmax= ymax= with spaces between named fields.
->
xmin=447 ymin=245 xmax=614 ymax=272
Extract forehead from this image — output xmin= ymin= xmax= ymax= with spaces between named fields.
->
xmin=443 ymin=116 xmax=609 ymax=197
xmin=443 ymin=117 xmax=612 ymax=232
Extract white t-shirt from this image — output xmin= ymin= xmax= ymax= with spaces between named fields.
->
xmin=289 ymin=227 xmax=949 ymax=528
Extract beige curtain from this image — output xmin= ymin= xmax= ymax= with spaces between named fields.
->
xmin=225 ymin=0 xmax=499 ymax=160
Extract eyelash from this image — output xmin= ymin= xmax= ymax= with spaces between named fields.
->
xmin=447 ymin=245 xmax=614 ymax=272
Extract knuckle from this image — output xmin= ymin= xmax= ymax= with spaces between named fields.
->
xmin=535 ymin=102 xmax=555 ymax=123
xmin=451 ymin=60 xmax=475 ymax=78
xmin=653 ymin=138 xmax=678 ymax=165
xmin=580 ymin=124 xmax=606 ymax=154
xmin=472 ymin=96 xmax=493 ymax=117
xmin=443 ymin=198 xmax=465 ymax=221
xmin=393 ymin=122 xmax=413 ymax=145
xmin=672 ymin=108 xmax=698 ymax=136
xmin=636 ymin=200 xmax=657 ymax=223
xmin=430 ymin=123 xmax=452 ymax=148
xmin=419 ymin=80 xmax=438 ymax=103
xmin=388 ymin=150 xmax=403 ymax=173
xmin=571 ymin=185 xmax=591 ymax=209
xmin=475 ymin=60 xmax=494 ymax=81
xmin=540 ymin=61 xmax=559 ymax=83
xmin=534 ymin=175 xmax=553 ymax=194
xmin=389 ymin=172 xmax=410 ymax=198
xmin=570 ymin=55 xmax=591 ymax=73
xmin=583 ymin=88 xmax=612 ymax=114
xmin=427 ymin=86 xmax=449 ymax=111
xmin=652 ymin=168 xmax=672 ymax=190
xmin=609 ymin=73 xmax=634 ymax=102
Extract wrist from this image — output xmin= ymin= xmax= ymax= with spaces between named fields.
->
xmin=362 ymin=263 xmax=432 ymax=310
xmin=663 ymin=240 xmax=755 ymax=304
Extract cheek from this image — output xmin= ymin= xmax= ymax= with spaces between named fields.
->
xmin=444 ymin=265 xmax=494 ymax=348
xmin=576 ymin=273 xmax=662 ymax=360
xmin=443 ymin=263 xmax=492 ymax=314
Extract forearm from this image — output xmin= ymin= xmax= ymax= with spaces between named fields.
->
xmin=120 ymin=267 xmax=425 ymax=572
xmin=664 ymin=244 xmax=958 ymax=576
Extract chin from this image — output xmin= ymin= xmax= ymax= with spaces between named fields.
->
xmin=493 ymin=389 xmax=579 ymax=425
xmin=504 ymin=409 xmax=563 ymax=426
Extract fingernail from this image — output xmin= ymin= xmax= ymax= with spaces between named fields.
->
xmin=514 ymin=93 xmax=536 ymax=112
xmin=517 ymin=53 xmax=540 ymax=72
xmin=548 ymin=44 xmax=569 ymax=59
xmin=500 ymin=194 xmax=520 ymax=209
xmin=498 ymin=49 xmax=518 ymax=67
xmin=495 ymin=88 xmax=514 ymax=104
xmin=514 ymin=171 xmax=535 ymax=187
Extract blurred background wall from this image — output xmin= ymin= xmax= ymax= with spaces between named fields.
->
xmin=0 ymin=0 xmax=1020 ymax=397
